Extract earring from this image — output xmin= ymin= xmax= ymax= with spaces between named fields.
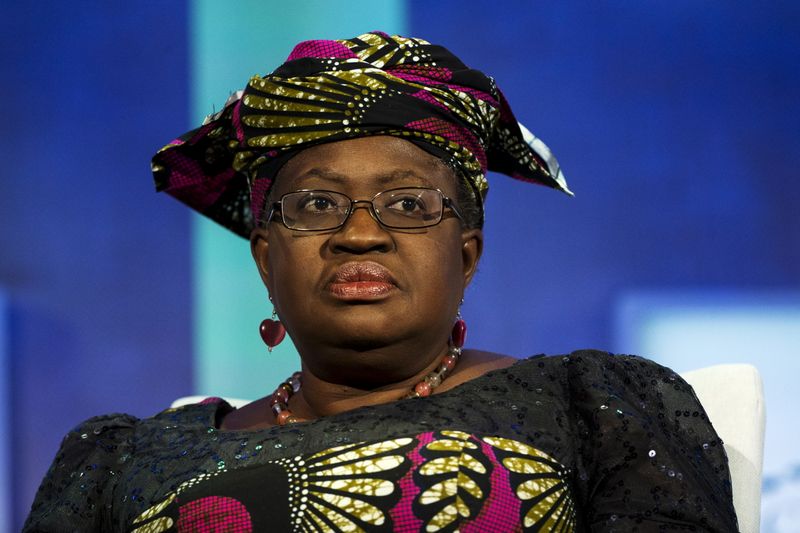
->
xmin=451 ymin=303 xmax=467 ymax=349
xmin=260 ymin=300 xmax=286 ymax=353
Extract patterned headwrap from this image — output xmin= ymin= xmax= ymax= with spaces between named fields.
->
xmin=151 ymin=32 xmax=572 ymax=238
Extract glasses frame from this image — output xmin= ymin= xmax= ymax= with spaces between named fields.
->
xmin=266 ymin=187 xmax=465 ymax=231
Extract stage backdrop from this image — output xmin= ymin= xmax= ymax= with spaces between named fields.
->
xmin=3 ymin=1 xmax=798 ymax=530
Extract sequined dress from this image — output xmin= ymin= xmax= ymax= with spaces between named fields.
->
xmin=24 ymin=351 xmax=739 ymax=532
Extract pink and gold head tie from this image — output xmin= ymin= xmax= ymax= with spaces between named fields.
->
xmin=151 ymin=31 xmax=572 ymax=237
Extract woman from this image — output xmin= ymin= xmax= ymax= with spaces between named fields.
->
xmin=25 ymin=32 xmax=738 ymax=532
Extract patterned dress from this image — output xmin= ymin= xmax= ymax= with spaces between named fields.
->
xmin=24 ymin=351 xmax=739 ymax=532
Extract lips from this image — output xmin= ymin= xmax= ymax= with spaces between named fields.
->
xmin=328 ymin=261 xmax=398 ymax=300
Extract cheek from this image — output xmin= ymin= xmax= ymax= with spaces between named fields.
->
xmin=407 ymin=233 xmax=465 ymax=294
xmin=266 ymin=234 xmax=322 ymax=297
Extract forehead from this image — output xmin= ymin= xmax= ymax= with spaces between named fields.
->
xmin=272 ymin=136 xmax=458 ymax=196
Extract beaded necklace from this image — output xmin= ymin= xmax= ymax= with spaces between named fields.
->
xmin=269 ymin=344 xmax=462 ymax=426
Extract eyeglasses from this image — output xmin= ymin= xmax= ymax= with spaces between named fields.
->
xmin=266 ymin=187 xmax=464 ymax=231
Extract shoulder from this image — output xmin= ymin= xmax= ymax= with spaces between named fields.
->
xmin=24 ymin=412 xmax=140 ymax=530
xmin=535 ymin=352 xmax=739 ymax=529
xmin=56 ymin=412 xmax=141 ymax=458
xmin=40 ymin=411 xmax=141 ymax=477
xmin=511 ymin=349 xmax=687 ymax=390
xmin=54 ymin=397 xmax=227 ymax=444
xmin=554 ymin=349 xmax=699 ymax=405
xmin=498 ymin=350 xmax=704 ymax=423
xmin=514 ymin=349 xmax=671 ymax=371
xmin=24 ymin=400 xmax=228 ymax=531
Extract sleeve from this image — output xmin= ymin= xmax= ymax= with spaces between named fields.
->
xmin=23 ymin=413 xmax=138 ymax=533
xmin=567 ymin=350 xmax=739 ymax=532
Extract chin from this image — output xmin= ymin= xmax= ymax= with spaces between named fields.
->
xmin=331 ymin=332 xmax=397 ymax=353
xmin=315 ymin=307 xmax=408 ymax=345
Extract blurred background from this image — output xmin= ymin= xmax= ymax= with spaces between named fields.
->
xmin=2 ymin=1 xmax=798 ymax=530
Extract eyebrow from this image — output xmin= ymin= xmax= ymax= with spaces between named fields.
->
xmin=288 ymin=167 xmax=435 ymax=189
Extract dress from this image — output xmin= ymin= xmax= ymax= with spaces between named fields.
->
xmin=24 ymin=351 xmax=739 ymax=532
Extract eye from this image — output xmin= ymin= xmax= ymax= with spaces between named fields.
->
xmin=296 ymin=192 xmax=340 ymax=213
xmin=386 ymin=194 xmax=426 ymax=215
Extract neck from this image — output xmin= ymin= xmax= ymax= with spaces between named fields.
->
xmin=292 ymin=327 xmax=451 ymax=384
xmin=290 ymin=343 xmax=451 ymax=419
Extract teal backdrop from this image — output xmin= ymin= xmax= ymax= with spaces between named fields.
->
xmin=190 ymin=0 xmax=407 ymax=400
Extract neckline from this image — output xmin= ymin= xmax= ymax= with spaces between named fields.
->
xmin=208 ymin=355 xmax=542 ymax=434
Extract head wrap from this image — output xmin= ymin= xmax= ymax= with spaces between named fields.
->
xmin=151 ymin=31 xmax=572 ymax=238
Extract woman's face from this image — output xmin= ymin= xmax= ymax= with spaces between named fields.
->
xmin=251 ymin=136 xmax=482 ymax=385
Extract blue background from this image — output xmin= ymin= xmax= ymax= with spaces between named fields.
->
xmin=2 ymin=1 xmax=798 ymax=529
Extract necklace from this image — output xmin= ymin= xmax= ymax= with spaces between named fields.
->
xmin=268 ymin=345 xmax=462 ymax=426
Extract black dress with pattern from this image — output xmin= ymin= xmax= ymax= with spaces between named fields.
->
xmin=24 ymin=351 xmax=739 ymax=532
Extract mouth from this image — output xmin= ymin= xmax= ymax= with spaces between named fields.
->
xmin=328 ymin=261 xmax=398 ymax=301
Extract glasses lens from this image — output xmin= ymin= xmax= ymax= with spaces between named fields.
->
xmin=374 ymin=188 xmax=444 ymax=228
xmin=281 ymin=190 xmax=350 ymax=230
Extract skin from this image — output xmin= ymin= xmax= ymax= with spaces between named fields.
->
xmin=221 ymin=136 xmax=515 ymax=431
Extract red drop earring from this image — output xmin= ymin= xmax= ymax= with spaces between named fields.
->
xmin=451 ymin=307 xmax=467 ymax=349
xmin=260 ymin=303 xmax=286 ymax=353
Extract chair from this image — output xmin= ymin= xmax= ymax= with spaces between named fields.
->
xmin=171 ymin=395 xmax=250 ymax=409
xmin=173 ymin=364 xmax=766 ymax=531
xmin=681 ymin=364 xmax=765 ymax=533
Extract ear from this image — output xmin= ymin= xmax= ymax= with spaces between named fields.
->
xmin=250 ymin=226 xmax=273 ymax=294
xmin=460 ymin=228 xmax=483 ymax=288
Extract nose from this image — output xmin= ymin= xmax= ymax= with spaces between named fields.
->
xmin=328 ymin=202 xmax=393 ymax=254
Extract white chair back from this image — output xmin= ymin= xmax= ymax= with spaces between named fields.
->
xmin=171 ymin=395 xmax=251 ymax=409
xmin=681 ymin=364 xmax=765 ymax=533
